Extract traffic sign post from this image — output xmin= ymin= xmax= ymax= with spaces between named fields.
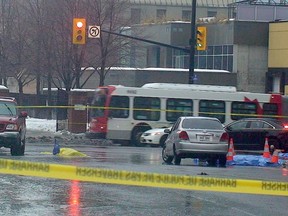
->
xmin=88 ymin=26 xmax=100 ymax=38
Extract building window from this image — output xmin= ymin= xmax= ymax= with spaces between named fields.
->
xmin=173 ymin=45 xmax=233 ymax=71
xmin=157 ymin=9 xmax=166 ymax=20
xmin=182 ymin=10 xmax=191 ymax=21
xmin=195 ymin=45 xmax=233 ymax=72
xmin=131 ymin=8 xmax=141 ymax=24
xmin=172 ymin=50 xmax=189 ymax=68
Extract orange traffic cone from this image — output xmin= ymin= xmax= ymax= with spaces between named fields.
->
xmin=226 ymin=138 xmax=235 ymax=161
xmin=229 ymin=138 xmax=236 ymax=156
xmin=262 ymin=137 xmax=271 ymax=159
xmin=270 ymin=149 xmax=280 ymax=164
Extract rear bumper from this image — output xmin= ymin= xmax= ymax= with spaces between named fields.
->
xmin=0 ymin=132 xmax=20 ymax=148
xmin=176 ymin=141 xmax=228 ymax=157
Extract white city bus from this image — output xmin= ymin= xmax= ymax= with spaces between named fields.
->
xmin=86 ymin=83 xmax=288 ymax=146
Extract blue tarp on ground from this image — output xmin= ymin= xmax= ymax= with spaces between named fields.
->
xmin=227 ymin=153 xmax=288 ymax=167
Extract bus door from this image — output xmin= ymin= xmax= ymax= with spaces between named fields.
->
xmin=107 ymin=96 xmax=131 ymax=141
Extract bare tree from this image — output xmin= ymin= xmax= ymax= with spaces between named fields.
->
xmin=38 ymin=0 xmax=88 ymax=91
xmin=0 ymin=0 xmax=137 ymax=98
xmin=81 ymin=0 xmax=132 ymax=87
xmin=0 ymin=0 xmax=17 ymax=86
xmin=0 ymin=0 xmax=36 ymax=104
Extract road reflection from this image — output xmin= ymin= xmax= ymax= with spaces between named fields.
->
xmin=282 ymin=167 xmax=288 ymax=176
xmin=68 ymin=180 xmax=81 ymax=216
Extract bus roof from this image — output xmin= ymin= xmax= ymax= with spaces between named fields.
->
xmin=83 ymin=67 xmax=231 ymax=74
xmin=142 ymin=83 xmax=237 ymax=92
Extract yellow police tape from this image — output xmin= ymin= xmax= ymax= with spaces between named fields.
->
xmin=0 ymin=158 xmax=287 ymax=196
xmin=16 ymin=105 xmax=288 ymax=119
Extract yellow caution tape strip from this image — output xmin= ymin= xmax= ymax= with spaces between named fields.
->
xmin=0 ymin=159 xmax=287 ymax=196
xmin=16 ymin=105 xmax=287 ymax=119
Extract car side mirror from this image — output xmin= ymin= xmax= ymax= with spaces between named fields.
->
xmin=225 ymin=126 xmax=231 ymax=131
xmin=164 ymin=128 xmax=171 ymax=134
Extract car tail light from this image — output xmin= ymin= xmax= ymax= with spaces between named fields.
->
xmin=220 ymin=132 xmax=229 ymax=142
xmin=179 ymin=131 xmax=189 ymax=140
xmin=283 ymin=124 xmax=288 ymax=129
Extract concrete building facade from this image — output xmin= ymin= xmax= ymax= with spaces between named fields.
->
xmin=267 ymin=21 xmax=288 ymax=94
xmin=127 ymin=0 xmax=236 ymax=24
xmin=127 ymin=20 xmax=269 ymax=93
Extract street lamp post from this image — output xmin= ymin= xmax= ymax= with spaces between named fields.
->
xmin=189 ymin=0 xmax=197 ymax=84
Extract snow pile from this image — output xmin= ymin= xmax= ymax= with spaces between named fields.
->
xmin=26 ymin=117 xmax=56 ymax=132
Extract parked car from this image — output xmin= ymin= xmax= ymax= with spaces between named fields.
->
xmin=0 ymin=97 xmax=28 ymax=156
xmin=162 ymin=116 xmax=229 ymax=166
xmin=140 ymin=127 xmax=171 ymax=147
xmin=225 ymin=118 xmax=288 ymax=154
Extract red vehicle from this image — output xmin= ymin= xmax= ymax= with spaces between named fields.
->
xmin=86 ymin=83 xmax=288 ymax=146
xmin=0 ymin=97 xmax=28 ymax=155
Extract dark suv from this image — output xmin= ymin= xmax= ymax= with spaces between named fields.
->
xmin=225 ymin=118 xmax=288 ymax=154
xmin=0 ymin=97 xmax=27 ymax=156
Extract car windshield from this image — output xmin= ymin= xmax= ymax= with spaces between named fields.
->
xmin=182 ymin=118 xmax=223 ymax=130
xmin=0 ymin=101 xmax=17 ymax=116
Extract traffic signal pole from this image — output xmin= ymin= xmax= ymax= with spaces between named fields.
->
xmin=101 ymin=0 xmax=197 ymax=85
xmin=189 ymin=0 xmax=197 ymax=84
xmin=101 ymin=29 xmax=189 ymax=53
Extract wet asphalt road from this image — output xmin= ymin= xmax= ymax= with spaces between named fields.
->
xmin=0 ymin=141 xmax=287 ymax=216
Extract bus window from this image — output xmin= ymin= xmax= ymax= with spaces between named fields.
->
xmin=133 ymin=97 xmax=160 ymax=121
xmin=166 ymin=99 xmax=193 ymax=122
xmin=90 ymin=88 xmax=107 ymax=117
xmin=109 ymin=96 xmax=129 ymax=118
xmin=199 ymin=100 xmax=225 ymax=123
xmin=263 ymin=103 xmax=278 ymax=118
xmin=231 ymin=102 xmax=257 ymax=120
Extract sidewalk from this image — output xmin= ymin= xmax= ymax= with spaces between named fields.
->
xmin=26 ymin=129 xmax=112 ymax=146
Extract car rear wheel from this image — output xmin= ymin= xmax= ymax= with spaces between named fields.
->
xmin=218 ymin=155 xmax=227 ymax=167
xmin=162 ymin=145 xmax=173 ymax=164
xmin=173 ymin=146 xmax=181 ymax=165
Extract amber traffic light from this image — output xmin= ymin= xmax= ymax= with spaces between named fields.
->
xmin=72 ymin=18 xmax=86 ymax=44
xmin=196 ymin=26 xmax=207 ymax=51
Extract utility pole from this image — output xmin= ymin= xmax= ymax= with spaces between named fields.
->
xmin=189 ymin=0 xmax=197 ymax=84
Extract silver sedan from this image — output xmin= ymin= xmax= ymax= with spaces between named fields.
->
xmin=162 ymin=116 xmax=229 ymax=166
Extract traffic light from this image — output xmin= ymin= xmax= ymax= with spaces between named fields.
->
xmin=72 ymin=18 xmax=86 ymax=44
xmin=196 ymin=26 xmax=207 ymax=51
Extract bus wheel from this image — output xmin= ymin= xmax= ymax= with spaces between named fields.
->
xmin=131 ymin=126 xmax=150 ymax=147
